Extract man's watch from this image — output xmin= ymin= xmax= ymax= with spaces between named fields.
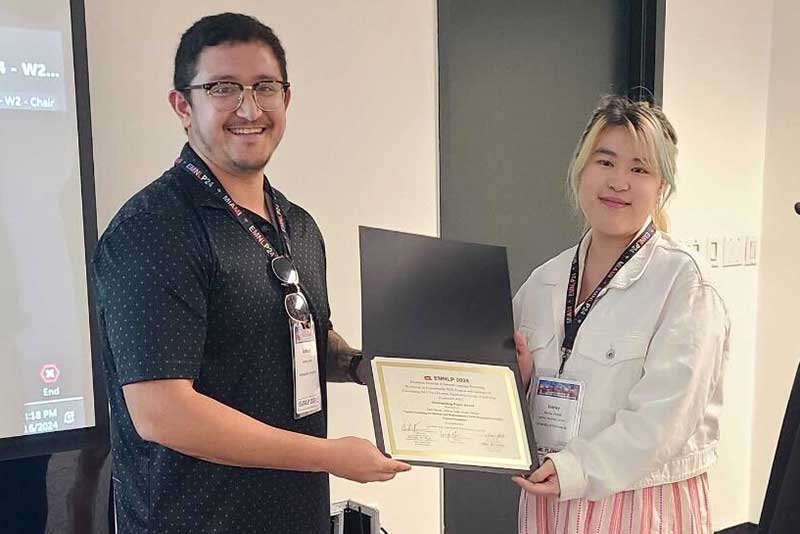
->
xmin=348 ymin=351 xmax=366 ymax=385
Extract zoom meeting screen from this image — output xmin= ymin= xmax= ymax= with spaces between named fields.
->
xmin=0 ymin=3 xmax=96 ymax=438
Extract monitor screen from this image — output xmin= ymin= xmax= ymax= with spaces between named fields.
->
xmin=0 ymin=1 xmax=102 ymax=454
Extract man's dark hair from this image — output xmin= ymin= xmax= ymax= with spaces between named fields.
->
xmin=174 ymin=12 xmax=288 ymax=93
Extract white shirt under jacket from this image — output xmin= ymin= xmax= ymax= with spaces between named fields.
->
xmin=513 ymin=228 xmax=730 ymax=502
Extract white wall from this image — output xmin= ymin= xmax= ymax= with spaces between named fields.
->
xmin=750 ymin=0 xmax=800 ymax=522
xmin=666 ymin=0 xmax=800 ymax=528
xmin=662 ymin=0 xmax=773 ymax=529
xmin=84 ymin=2 xmax=441 ymax=533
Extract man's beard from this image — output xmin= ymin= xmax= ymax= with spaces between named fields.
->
xmin=229 ymin=153 xmax=270 ymax=174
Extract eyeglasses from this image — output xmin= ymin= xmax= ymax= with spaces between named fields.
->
xmin=179 ymin=80 xmax=290 ymax=112
xmin=272 ymin=256 xmax=310 ymax=324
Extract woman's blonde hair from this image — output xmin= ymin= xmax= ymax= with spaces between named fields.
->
xmin=568 ymin=96 xmax=678 ymax=232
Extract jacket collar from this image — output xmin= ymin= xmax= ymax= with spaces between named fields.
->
xmin=542 ymin=220 xmax=659 ymax=339
xmin=539 ymin=219 xmax=659 ymax=291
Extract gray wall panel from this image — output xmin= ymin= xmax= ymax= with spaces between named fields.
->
xmin=438 ymin=1 xmax=653 ymax=532
xmin=439 ymin=0 xmax=631 ymax=293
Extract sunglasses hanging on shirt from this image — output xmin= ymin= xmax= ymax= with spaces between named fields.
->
xmin=272 ymin=256 xmax=311 ymax=325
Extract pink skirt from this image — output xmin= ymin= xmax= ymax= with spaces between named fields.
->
xmin=518 ymin=473 xmax=712 ymax=534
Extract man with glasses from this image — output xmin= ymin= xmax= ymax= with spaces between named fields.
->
xmin=92 ymin=13 xmax=410 ymax=534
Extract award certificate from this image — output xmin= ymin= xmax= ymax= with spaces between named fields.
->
xmin=371 ymin=356 xmax=532 ymax=471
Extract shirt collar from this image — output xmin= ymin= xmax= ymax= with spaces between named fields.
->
xmin=174 ymin=143 xmax=293 ymax=217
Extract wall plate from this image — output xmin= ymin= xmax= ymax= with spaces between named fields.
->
xmin=723 ymin=236 xmax=746 ymax=267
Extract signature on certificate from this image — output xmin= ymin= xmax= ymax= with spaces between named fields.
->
xmin=481 ymin=432 xmax=506 ymax=451
xmin=439 ymin=429 xmax=466 ymax=444
xmin=401 ymin=421 xmax=430 ymax=433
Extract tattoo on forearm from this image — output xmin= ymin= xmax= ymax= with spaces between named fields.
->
xmin=326 ymin=329 xmax=358 ymax=382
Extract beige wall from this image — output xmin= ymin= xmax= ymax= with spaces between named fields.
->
xmin=85 ymin=1 xmax=441 ymax=532
xmin=662 ymin=0 xmax=773 ymax=529
xmin=750 ymin=0 xmax=800 ymax=522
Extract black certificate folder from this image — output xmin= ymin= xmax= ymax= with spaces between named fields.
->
xmin=359 ymin=226 xmax=537 ymax=474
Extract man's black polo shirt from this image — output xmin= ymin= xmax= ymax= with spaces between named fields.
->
xmin=92 ymin=145 xmax=331 ymax=534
